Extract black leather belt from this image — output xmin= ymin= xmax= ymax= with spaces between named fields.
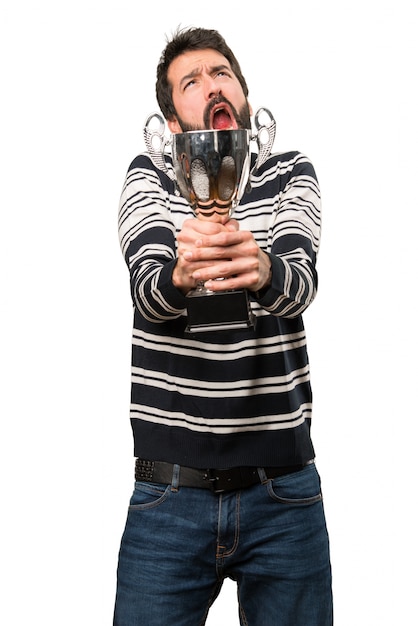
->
xmin=135 ymin=458 xmax=313 ymax=494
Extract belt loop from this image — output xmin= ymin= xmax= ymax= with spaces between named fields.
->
xmin=171 ymin=463 xmax=181 ymax=492
xmin=257 ymin=467 xmax=268 ymax=484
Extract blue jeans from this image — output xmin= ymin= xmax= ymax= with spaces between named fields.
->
xmin=113 ymin=462 xmax=332 ymax=625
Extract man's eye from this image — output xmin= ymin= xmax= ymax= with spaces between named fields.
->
xmin=184 ymin=79 xmax=196 ymax=90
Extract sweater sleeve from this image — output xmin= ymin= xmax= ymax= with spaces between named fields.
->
xmin=118 ymin=154 xmax=187 ymax=322
xmin=254 ymin=153 xmax=321 ymax=318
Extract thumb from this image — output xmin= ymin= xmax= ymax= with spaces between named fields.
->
xmin=226 ymin=219 xmax=239 ymax=232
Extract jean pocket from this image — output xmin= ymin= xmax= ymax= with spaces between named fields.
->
xmin=128 ymin=481 xmax=171 ymax=510
xmin=266 ymin=463 xmax=323 ymax=505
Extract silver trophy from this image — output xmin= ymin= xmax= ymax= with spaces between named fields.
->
xmin=144 ymin=108 xmax=276 ymax=334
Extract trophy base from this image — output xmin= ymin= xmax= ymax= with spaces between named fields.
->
xmin=185 ymin=288 xmax=256 ymax=334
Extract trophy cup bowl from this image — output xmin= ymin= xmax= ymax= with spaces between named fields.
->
xmin=171 ymin=129 xmax=255 ymax=334
xmin=172 ymin=129 xmax=251 ymax=219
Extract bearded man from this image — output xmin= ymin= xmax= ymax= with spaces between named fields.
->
xmin=113 ymin=26 xmax=333 ymax=626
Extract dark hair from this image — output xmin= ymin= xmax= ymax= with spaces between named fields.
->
xmin=156 ymin=27 xmax=249 ymax=120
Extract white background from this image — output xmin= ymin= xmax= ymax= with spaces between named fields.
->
xmin=1 ymin=1 xmax=417 ymax=624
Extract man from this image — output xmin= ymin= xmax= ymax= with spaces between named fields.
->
xmin=114 ymin=26 xmax=332 ymax=626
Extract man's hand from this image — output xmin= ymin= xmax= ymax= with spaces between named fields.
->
xmin=172 ymin=218 xmax=272 ymax=295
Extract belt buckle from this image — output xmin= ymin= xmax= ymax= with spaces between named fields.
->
xmin=203 ymin=469 xmax=228 ymax=493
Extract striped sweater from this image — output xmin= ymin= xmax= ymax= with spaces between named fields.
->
xmin=118 ymin=150 xmax=321 ymax=468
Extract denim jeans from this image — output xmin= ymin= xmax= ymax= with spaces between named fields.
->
xmin=113 ymin=462 xmax=332 ymax=626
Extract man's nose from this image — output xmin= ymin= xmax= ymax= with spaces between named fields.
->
xmin=204 ymin=76 xmax=221 ymax=100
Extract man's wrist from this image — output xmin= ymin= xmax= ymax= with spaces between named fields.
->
xmin=253 ymin=260 xmax=272 ymax=299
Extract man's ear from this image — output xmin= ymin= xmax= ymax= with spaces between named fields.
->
xmin=167 ymin=118 xmax=182 ymax=134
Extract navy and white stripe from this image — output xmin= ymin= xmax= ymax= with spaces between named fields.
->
xmin=118 ymin=150 xmax=321 ymax=468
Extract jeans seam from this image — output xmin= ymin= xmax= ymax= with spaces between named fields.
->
xmin=238 ymin=581 xmax=249 ymax=626
xmin=216 ymin=492 xmax=241 ymax=560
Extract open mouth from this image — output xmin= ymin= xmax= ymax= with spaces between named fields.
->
xmin=210 ymin=103 xmax=238 ymax=130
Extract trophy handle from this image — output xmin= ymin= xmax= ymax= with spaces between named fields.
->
xmin=143 ymin=113 xmax=176 ymax=181
xmin=143 ymin=108 xmax=276 ymax=186
xmin=251 ymin=107 xmax=276 ymax=173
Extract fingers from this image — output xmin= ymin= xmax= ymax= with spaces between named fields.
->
xmin=175 ymin=218 xmax=268 ymax=293
xmin=192 ymin=257 xmax=256 ymax=285
xmin=191 ymin=249 xmax=271 ymax=293
xmin=178 ymin=218 xmax=229 ymax=240
xmin=190 ymin=234 xmax=259 ymax=262
xmin=177 ymin=218 xmax=242 ymax=263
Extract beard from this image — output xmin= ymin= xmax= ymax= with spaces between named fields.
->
xmin=174 ymin=96 xmax=252 ymax=132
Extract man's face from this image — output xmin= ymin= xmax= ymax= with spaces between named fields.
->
xmin=166 ymin=49 xmax=252 ymax=134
